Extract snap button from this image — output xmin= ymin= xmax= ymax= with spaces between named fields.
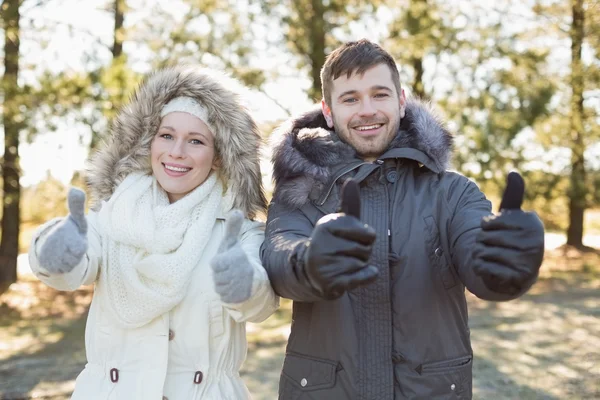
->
xmin=450 ymin=383 xmax=456 ymax=391
xmin=434 ymin=247 xmax=443 ymax=257
xmin=168 ymin=329 xmax=174 ymax=341
xmin=109 ymin=368 xmax=119 ymax=383
xmin=194 ymin=371 xmax=203 ymax=384
xmin=300 ymin=378 xmax=308 ymax=387
xmin=386 ymin=171 xmax=398 ymax=183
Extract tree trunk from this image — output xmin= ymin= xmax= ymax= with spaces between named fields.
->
xmin=408 ymin=0 xmax=427 ymax=99
xmin=411 ymin=57 xmax=425 ymax=99
xmin=308 ymin=0 xmax=326 ymax=101
xmin=0 ymin=0 xmax=22 ymax=295
xmin=90 ymin=0 xmax=126 ymax=151
xmin=566 ymin=0 xmax=586 ymax=248
xmin=113 ymin=0 xmax=125 ymax=57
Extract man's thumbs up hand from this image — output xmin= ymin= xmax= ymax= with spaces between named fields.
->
xmin=303 ymin=180 xmax=378 ymax=300
xmin=473 ymin=171 xmax=545 ymax=295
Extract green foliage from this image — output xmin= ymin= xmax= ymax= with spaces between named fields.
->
xmin=90 ymin=55 xmax=142 ymax=148
xmin=259 ymin=0 xmax=382 ymax=100
xmin=20 ymin=170 xmax=89 ymax=225
xmin=24 ymin=56 xmax=142 ymax=150
xmin=130 ymin=0 xmax=265 ymax=89
xmin=431 ymin=4 xmax=560 ymax=192
xmin=21 ymin=173 xmax=68 ymax=224
xmin=521 ymin=170 xmax=571 ymax=231
xmin=386 ymin=0 xmax=462 ymax=98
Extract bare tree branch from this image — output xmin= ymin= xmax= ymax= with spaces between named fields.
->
xmin=258 ymin=88 xmax=292 ymax=117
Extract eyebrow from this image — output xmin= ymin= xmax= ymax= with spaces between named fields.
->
xmin=372 ymin=85 xmax=394 ymax=92
xmin=159 ymin=125 xmax=211 ymax=141
xmin=337 ymin=85 xmax=394 ymax=100
xmin=337 ymin=89 xmax=359 ymax=99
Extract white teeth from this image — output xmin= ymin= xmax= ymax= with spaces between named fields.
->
xmin=164 ymin=165 xmax=191 ymax=172
xmin=356 ymin=124 xmax=382 ymax=131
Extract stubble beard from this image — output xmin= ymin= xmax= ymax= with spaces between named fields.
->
xmin=333 ymin=115 xmax=401 ymax=161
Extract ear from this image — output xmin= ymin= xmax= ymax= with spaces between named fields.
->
xmin=321 ymin=100 xmax=334 ymax=128
xmin=212 ymin=155 xmax=221 ymax=171
xmin=398 ymin=89 xmax=407 ymax=119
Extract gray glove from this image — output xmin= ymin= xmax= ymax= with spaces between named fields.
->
xmin=210 ymin=210 xmax=254 ymax=304
xmin=38 ymin=188 xmax=88 ymax=274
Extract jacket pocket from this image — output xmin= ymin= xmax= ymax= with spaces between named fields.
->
xmin=423 ymin=215 xmax=457 ymax=289
xmin=418 ymin=355 xmax=472 ymax=375
xmin=279 ymin=352 xmax=342 ymax=399
xmin=394 ymin=355 xmax=473 ymax=399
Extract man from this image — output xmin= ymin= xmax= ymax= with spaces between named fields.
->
xmin=260 ymin=39 xmax=544 ymax=400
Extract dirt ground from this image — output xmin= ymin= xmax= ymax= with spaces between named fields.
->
xmin=0 ymin=246 xmax=598 ymax=400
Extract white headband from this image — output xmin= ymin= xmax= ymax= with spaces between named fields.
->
xmin=160 ymin=96 xmax=214 ymax=133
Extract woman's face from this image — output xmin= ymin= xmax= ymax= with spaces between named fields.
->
xmin=151 ymin=112 xmax=218 ymax=203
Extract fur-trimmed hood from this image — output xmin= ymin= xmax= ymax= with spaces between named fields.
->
xmin=87 ymin=66 xmax=267 ymax=218
xmin=270 ymin=99 xmax=453 ymax=208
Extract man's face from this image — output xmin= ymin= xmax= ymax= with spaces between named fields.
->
xmin=322 ymin=63 xmax=406 ymax=162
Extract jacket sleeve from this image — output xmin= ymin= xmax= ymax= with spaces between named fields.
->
xmin=259 ymin=201 xmax=324 ymax=303
xmin=447 ymin=176 xmax=534 ymax=301
xmin=222 ymin=219 xmax=280 ymax=323
xmin=28 ymin=211 xmax=102 ymax=291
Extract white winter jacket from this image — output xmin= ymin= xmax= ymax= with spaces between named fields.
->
xmin=29 ymin=208 xmax=278 ymax=400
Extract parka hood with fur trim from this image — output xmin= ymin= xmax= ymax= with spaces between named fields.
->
xmin=87 ymin=66 xmax=267 ymax=218
xmin=269 ymin=99 xmax=454 ymax=208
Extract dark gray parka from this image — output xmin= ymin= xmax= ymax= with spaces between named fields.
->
xmin=260 ymin=100 xmax=535 ymax=400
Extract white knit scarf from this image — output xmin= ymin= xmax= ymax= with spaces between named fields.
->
xmin=96 ymin=172 xmax=233 ymax=328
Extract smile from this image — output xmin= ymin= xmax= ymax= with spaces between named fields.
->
xmin=163 ymin=163 xmax=192 ymax=173
xmin=354 ymin=124 xmax=383 ymax=131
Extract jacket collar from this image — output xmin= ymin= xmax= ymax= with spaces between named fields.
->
xmin=269 ymin=98 xmax=454 ymax=208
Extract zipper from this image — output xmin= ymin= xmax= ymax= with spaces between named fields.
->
xmin=317 ymin=161 xmax=370 ymax=206
xmin=384 ymin=180 xmax=394 ymax=297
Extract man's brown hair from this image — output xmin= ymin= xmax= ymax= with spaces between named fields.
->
xmin=320 ymin=39 xmax=401 ymax=107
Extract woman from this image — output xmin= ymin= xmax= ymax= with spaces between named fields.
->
xmin=28 ymin=66 xmax=279 ymax=400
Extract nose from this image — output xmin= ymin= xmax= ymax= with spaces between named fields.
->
xmin=358 ymin=97 xmax=376 ymax=117
xmin=168 ymin=139 xmax=186 ymax=158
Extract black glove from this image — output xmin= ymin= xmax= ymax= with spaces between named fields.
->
xmin=303 ymin=180 xmax=379 ymax=300
xmin=473 ymin=171 xmax=545 ymax=295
